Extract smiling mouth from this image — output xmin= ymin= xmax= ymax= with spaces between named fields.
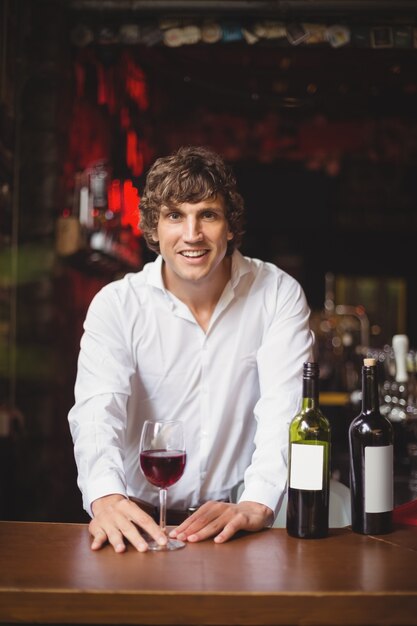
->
xmin=179 ymin=250 xmax=208 ymax=258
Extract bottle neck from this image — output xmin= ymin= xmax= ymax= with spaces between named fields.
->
xmin=302 ymin=376 xmax=319 ymax=409
xmin=362 ymin=366 xmax=380 ymax=413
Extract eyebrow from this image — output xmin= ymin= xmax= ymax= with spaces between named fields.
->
xmin=161 ymin=204 xmax=224 ymax=214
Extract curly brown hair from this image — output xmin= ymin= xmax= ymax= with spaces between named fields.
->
xmin=140 ymin=146 xmax=245 ymax=256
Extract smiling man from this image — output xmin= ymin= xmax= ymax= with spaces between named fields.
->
xmin=68 ymin=146 xmax=313 ymax=552
xmin=155 ymin=198 xmax=233 ymax=331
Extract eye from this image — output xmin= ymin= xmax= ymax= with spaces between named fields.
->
xmin=167 ymin=212 xmax=181 ymax=221
xmin=201 ymin=211 xmax=217 ymax=220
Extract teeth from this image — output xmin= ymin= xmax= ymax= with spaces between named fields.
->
xmin=181 ymin=250 xmax=207 ymax=257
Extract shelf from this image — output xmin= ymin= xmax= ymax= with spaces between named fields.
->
xmin=320 ymin=391 xmax=350 ymax=406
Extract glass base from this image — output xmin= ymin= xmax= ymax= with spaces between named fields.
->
xmin=147 ymin=537 xmax=186 ymax=551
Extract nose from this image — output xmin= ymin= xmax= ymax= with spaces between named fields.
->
xmin=183 ymin=216 xmax=203 ymax=242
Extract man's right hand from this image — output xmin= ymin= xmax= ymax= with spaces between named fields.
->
xmin=89 ymin=494 xmax=167 ymax=553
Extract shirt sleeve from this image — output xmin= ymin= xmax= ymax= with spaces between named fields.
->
xmin=238 ymin=273 xmax=313 ymax=518
xmin=68 ymin=286 xmax=135 ymax=516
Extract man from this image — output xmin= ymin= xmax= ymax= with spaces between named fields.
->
xmin=68 ymin=146 xmax=313 ymax=553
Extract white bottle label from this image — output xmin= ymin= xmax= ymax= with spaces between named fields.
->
xmin=289 ymin=443 xmax=324 ymax=490
xmin=364 ymin=445 xmax=393 ymax=513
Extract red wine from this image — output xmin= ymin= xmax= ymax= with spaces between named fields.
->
xmin=287 ymin=488 xmax=329 ymax=539
xmin=287 ymin=362 xmax=331 ymax=539
xmin=140 ymin=449 xmax=186 ymax=488
xmin=349 ymin=358 xmax=393 ymax=535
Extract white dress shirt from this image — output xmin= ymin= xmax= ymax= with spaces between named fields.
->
xmin=68 ymin=251 xmax=313 ymax=518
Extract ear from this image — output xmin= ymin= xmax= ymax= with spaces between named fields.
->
xmin=227 ymin=230 xmax=234 ymax=241
xmin=151 ymin=229 xmax=159 ymax=242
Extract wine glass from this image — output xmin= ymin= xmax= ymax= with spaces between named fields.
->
xmin=139 ymin=419 xmax=187 ymax=551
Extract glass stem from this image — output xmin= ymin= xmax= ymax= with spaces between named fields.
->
xmin=159 ymin=488 xmax=167 ymax=534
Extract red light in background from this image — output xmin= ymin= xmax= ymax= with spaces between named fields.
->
xmin=126 ymin=129 xmax=144 ymax=177
xmin=124 ymin=57 xmax=149 ymax=111
xmin=122 ymin=180 xmax=141 ymax=236
xmin=108 ymin=179 xmax=122 ymax=213
xmin=108 ymin=179 xmax=142 ymax=236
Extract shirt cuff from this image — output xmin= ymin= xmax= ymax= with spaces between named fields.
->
xmin=238 ymin=479 xmax=286 ymax=522
xmin=85 ymin=474 xmax=127 ymax=517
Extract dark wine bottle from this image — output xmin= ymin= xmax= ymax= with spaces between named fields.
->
xmin=349 ymin=358 xmax=394 ymax=535
xmin=286 ymin=362 xmax=331 ymax=539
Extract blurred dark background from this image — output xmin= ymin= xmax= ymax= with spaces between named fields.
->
xmin=2 ymin=0 xmax=417 ymax=522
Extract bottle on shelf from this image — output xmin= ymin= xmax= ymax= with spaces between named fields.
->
xmin=286 ymin=362 xmax=331 ymax=539
xmin=406 ymin=351 xmax=417 ymax=495
xmin=390 ymin=334 xmax=411 ymax=469
xmin=349 ymin=357 xmax=393 ymax=535
xmin=390 ymin=334 xmax=409 ymax=423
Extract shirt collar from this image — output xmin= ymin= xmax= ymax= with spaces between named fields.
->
xmin=230 ymin=250 xmax=252 ymax=290
xmin=146 ymin=254 xmax=166 ymax=291
xmin=146 ymin=250 xmax=252 ymax=293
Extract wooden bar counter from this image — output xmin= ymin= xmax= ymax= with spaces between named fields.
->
xmin=1 ymin=521 xmax=417 ymax=625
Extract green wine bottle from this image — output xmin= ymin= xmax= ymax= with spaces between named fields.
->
xmin=286 ymin=362 xmax=331 ymax=539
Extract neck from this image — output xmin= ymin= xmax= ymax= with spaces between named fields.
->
xmin=162 ymin=257 xmax=232 ymax=331
xmin=302 ymin=376 xmax=319 ymax=410
xmin=362 ymin=366 xmax=379 ymax=413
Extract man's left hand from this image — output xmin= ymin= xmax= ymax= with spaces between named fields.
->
xmin=168 ymin=501 xmax=274 ymax=544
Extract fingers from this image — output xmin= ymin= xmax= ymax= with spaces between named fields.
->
xmin=170 ymin=502 xmax=235 ymax=543
xmin=89 ymin=498 xmax=167 ymax=553
xmin=169 ymin=501 xmax=273 ymax=544
xmin=127 ymin=501 xmax=168 ymax=548
xmin=190 ymin=507 xmax=248 ymax=544
xmin=213 ymin=516 xmax=246 ymax=543
xmin=90 ymin=520 xmax=127 ymax=553
xmin=168 ymin=501 xmax=218 ymax=539
xmin=90 ymin=527 xmax=111 ymax=551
